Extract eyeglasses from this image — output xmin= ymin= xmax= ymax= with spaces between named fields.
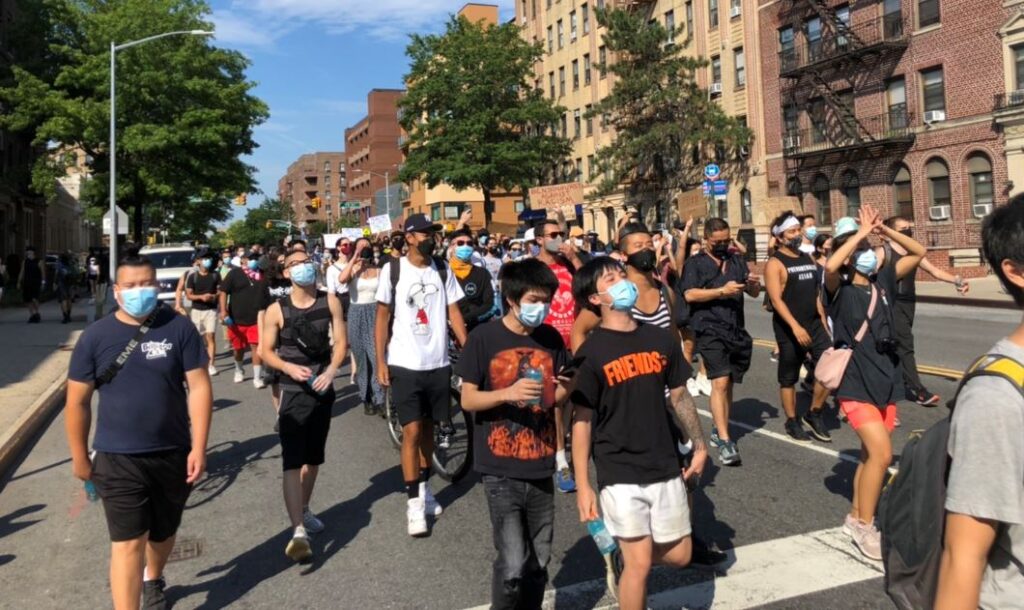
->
xmin=545 ymin=232 xmax=565 ymax=239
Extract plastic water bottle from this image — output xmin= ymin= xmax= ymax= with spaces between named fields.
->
xmin=83 ymin=480 xmax=99 ymax=502
xmin=223 ymin=316 xmax=234 ymax=326
xmin=588 ymin=519 xmax=618 ymax=555
xmin=307 ymin=377 xmax=328 ymax=396
xmin=523 ymin=366 xmax=544 ymax=406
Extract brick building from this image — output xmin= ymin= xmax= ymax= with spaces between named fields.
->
xmin=758 ymin=0 xmax=1014 ymax=273
xmin=345 ymin=89 xmax=404 ymax=224
xmin=277 ymin=152 xmax=346 ymax=227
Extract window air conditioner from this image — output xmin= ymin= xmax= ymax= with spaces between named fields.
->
xmin=710 ymin=82 xmax=723 ymax=95
xmin=973 ymin=203 xmax=993 ymax=218
xmin=783 ymin=135 xmax=801 ymax=151
xmin=923 ymin=110 xmax=946 ymax=124
xmin=929 ymin=204 xmax=951 ymax=221
xmin=730 ymin=6 xmax=741 ymax=18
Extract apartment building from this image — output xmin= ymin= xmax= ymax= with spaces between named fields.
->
xmin=277 ymin=152 xmax=347 ymax=226
xmin=345 ymin=89 xmax=404 ymax=225
xmin=759 ymin=0 xmax=1013 ymax=273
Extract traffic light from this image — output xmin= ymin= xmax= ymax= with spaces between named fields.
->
xmin=311 ymin=197 xmax=321 ymax=210
xmin=234 ymin=193 xmax=247 ymax=206
xmin=265 ymin=221 xmax=273 ymax=229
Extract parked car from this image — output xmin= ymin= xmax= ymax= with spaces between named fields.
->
xmin=138 ymin=244 xmax=196 ymax=306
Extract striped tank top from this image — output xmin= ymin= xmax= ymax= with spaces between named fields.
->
xmin=630 ymin=285 xmax=672 ymax=330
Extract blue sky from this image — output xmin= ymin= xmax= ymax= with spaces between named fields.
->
xmin=208 ymin=1 xmax=515 ymax=222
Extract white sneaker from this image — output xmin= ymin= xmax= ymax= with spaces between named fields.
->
xmin=686 ymin=378 xmax=701 ymax=397
xmin=851 ymin=520 xmax=882 ymax=561
xmin=208 ymin=364 xmax=219 ymax=376
xmin=422 ymin=486 xmax=443 ymax=517
xmin=233 ymin=369 xmax=244 ymax=384
xmin=285 ymin=526 xmax=312 ymax=562
xmin=253 ymin=377 xmax=266 ymax=389
xmin=697 ymin=373 xmax=712 ymax=397
xmin=407 ymin=498 xmax=428 ymax=537
xmin=303 ymin=508 xmax=325 ymax=534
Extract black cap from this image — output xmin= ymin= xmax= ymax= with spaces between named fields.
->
xmin=618 ymin=222 xmax=651 ymax=241
xmin=403 ymin=213 xmax=443 ymax=234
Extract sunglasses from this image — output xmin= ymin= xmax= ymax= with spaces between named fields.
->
xmin=545 ymin=232 xmax=565 ymax=239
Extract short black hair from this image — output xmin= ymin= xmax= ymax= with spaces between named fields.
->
xmin=884 ymin=215 xmax=911 ymax=229
xmin=449 ymin=228 xmax=473 ymax=240
xmin=813 ymin=232 xmax=832 ymax=252
xmin=499 ymin=258 xmax=559 ymax=309
xmin=291 ymin=239 xmax=307 ymax=249
xmin=572 ymin=256 xmax=625 ymax=315
xmin=116 ymin=256 xmax=155 ymax=277
xmin=770 ymin=211 xmax=796 ymax=234
xmin=704 ymin=218 xmax=730 ymax=238
xmin=617 ymin=222 xmax=650 ymax=246
xmin=984 ymin=196 xmax=1024 ymax=307
xmin=797 ymin=214 xmax=815 ymax=226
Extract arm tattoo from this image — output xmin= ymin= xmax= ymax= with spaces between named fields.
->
xmin=672 ymin=390 xmax=706 ymax=452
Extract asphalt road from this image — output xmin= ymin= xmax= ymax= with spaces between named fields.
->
xmin=0 ymin=299 xmax=1016 ymax=609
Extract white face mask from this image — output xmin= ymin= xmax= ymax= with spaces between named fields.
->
xmin=573 ymin=238 xmax=583 ymax=247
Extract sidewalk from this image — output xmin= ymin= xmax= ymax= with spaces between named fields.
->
xmin=916 ymin=274 xmax=1014 ymax=308
xmin=0 ymin=300 xmax=85 ymax=475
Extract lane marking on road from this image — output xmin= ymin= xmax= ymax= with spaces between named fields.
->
xmin=461 ymin=527 xmax=883 ymax=610
xmin=751 ymin=338 xmax=964 ymax=380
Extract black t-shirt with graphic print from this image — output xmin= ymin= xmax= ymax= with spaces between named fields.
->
xmin=571 ymin=323 xmax=690 ymax=488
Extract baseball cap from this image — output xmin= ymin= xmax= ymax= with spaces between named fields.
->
xmin=834 ymin=217 xmax=859 ymax=237
xmin=569 ymin=226 xmax=584 ymax=238
xmin=404 ymin=213 xmax=442 ymax=234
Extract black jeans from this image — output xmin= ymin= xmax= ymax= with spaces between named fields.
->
xmin=894 ymin=299 xmax=924 ymax=393
xmin=483 ymin=474 xmax=554 ymax=610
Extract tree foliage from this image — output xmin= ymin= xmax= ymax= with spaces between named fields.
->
xmin=218 ymin=198 xmax=293 ymax=247
xmin=0 ymin=0 xmax=269 ymax=240
xmin=589 ymin=7 xmax=751 ymax=218
xmin=398 ymin=14 xmax=571 ymax=224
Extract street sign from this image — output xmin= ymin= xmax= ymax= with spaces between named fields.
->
xmin=704 ymin=163 xmax=721 ymax=180
xmin=102 ymin=206 xmax=129 ymax=236
xmin=713 ymin=180 xmax=728 ymax=195
xmin=702 ymin=181 xmax=712 ymax=196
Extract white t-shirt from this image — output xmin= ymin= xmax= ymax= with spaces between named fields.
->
xmin=799 ymin=243 xmax=816 ymax=255
xmin=376 ymin=257 xmax=464 ymax=371
xmin=325 ymin=262 xmax=350 ymax=295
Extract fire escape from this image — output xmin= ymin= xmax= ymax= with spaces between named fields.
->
xmin=779 ymin=0 xmax=913 ymax=170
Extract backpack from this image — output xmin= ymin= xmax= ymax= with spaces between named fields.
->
xmin=283 ymin=293 xmax=332 ymax=364
xmin=878 ymin=353 xmax=1024 ymax=610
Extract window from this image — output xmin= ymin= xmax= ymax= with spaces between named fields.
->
xmin=927 ymin=158 xmax=951 ymax=212
xmin=599 ymin=46 xmax=607 ymax=78
xmin=783 ymin=103 xmax=799 ymax=136
xmin=709 ymin=0 xmax=718 ymax=28
xmin=842 ymin=170 xmax=861 ymax=216
xmin=918 ymin=0 xmax=939 ymax=28
xmin=884 ymin=0 xmax=903 ymax=37
xmin=779 ymin=26 xmax=795 ymax=71
xmin=597 ymin=0 xmax=604 ymax=8
xmin=806 ymin=17 xmax=822 ymax=62
xmin=444 ymin=204 xmax=464 ymax=219
xmin=968 ymin=153 xmax=994 ymax=209
xmin=887 ymin=77 xmax=907 ymax=129
xmin=810 ymin=99 xmax=827 ymax=143
xmin=559 ymin=67 xmax=566 ymax=96
xmin=557 ymin=20 xmax=564 ymax=48
xmin=547 ymin=0 xmax=552 ymax=8
xmin=731 ymin=0 xmax=741 ymax=17
xmin=521 ymin=0 xmax=527 ymax=21
xmin=560 ymin=114 xmax=568 ymax=136
xmin=573 ymin=109 xmax=581 ymax=139
xmin=324 ymin=161 xmax=331 ymax=172
xmin=741 ymin=188 xmax=752 ymax=224
xmin=547 ymin=26 xmax=553 ymax=53
xmin=584 ymin=54 xmax=592 ymax=85
xmin=686 ymin=1 xmax=694 ymax=34
xmin=1015 ymin=46 xmax=1024 ymax=90
xmin=665 ymin=10 xmax=676 ymax=41
xmin=572 ymin=60 xmax=580 ymax=89
xmin=570 ymin=11 xmax=578 ymax=41
xmin=575 ymin=158 xmax=583 ymax=181
xmin=717 ymin=198 xmax=728 ymax=220
xmin=711 ymin=55 xmax=721 ymax=84
xmin=921 ymin=66 xmax=945 ymax=113
xmin=431 ymin=204 xmax=441 ymax=221
xmin=549 ymin=71 xmax=555 ymax=98
xmin=893 ymin=164 xmax=914 ymax=218
xmin=585 ymin=104 xmax=594 ymax=135
xmin=734 ymin=47 xmax=745 ymax=87
xmin=812 ymin=175 xmax=832 ymax=225
xmin=836 ymin=5 xmax=850 ymax=50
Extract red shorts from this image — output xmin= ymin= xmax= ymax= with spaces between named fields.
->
xmin=839 ymin=399 xmax=898 ymax=433
xmin=227 ymin=324 xmax=259 ymax=351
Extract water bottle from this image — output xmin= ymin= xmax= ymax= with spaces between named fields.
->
xmin=223 ymin=315 xmax=234 ymax=326
xmin=523 ymin=366 xmax=544 ymax=406
xmin=307 ymin=376 xmax=328 ymax=396
xmin=588 ymin=519 xmax=618 ymax=555
xmin=83 ymin=480 xmax=99 ymax=502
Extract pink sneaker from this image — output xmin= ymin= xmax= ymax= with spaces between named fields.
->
xmin=843 ymin=514 xmax=858 ymax=538
xmin=851 ymin=519 xmax=882 ymax=561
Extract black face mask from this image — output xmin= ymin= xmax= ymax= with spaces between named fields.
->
xmin=626 ymin=249 xmax=656 ymax=272
xmin=360 ymin=248 xmax=373 ymax=260
xmin=391 ymin=237 xmax=405 ymax=251
xmin=711 ymin=242 xmax=730 ymax=258
xmin=786 ymin=236 xmax=803 ymax=252
xmin=416 ymin=239 xmax=435 ymax=257
xmin=899 ymin=228 xmax=913 ymax=238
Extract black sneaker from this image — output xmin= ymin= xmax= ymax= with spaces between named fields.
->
xmin=784 ymin=418 xmax=812 ymax=443
xmin=915 ymin=389 xmax=941 ymax=407
xmin=363 ymin=402 xmax=376 ymax=416
xmin=142 ymin=577 xmax=167 ymax=610
xmin=802 ymin=410 xmax=832 ymax=443
xmin=691 ymin=536 xmax=728 ymax=566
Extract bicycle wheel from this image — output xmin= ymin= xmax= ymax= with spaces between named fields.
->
xmin=384 ymin=387 xmax=403 ymax=450
xmin=432 ymin=387 xmax=473 ymax=482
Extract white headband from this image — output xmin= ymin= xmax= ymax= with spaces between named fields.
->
xmin=772 ymin=216 xmax=801 ymax=237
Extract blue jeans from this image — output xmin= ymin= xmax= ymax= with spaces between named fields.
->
xmin=483 ymin=474 xmax=554 ymax=610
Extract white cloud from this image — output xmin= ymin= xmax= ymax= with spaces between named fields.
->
xmin=209 ymin=9 xmax=290 ymax=49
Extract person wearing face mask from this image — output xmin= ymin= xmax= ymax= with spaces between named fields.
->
xmin=765 ymin=212 xmax=833 ymax=444
xmin=64 ymin=256 xmax=212 ymax=610
xmin=570 ymin=257 xmax=708 ymax=608
xmin=448 ymin=229 xmax=497 ymax=334
xmin=874 ymin=215 xmax=970 ymax=407
xmin=219 ymin=252 xmax=271 ymax=388
xmin=18 ymin=246 xmax=42 ymax=323
xmin=798 ymin=215 xmax=818 ymax=255
xmin=455 ymin=258 xmax=574 ymax=609
xmin=325 ymin=237 xmax=352 ymax=323
xmin=185 ymin=252 xmax=221 ymax=377
xmin=681 ymin=218 xmax=761 ymax=467
xmin=823 ymin=204 xmax=925 ymax=561
xmin=260 ymin=249 xmax=348 ymax=563
xmin=337 ymin=238 xmax=385 ymax=417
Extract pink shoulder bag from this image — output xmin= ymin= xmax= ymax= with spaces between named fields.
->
xmin=815 ymin=284 xmax=877 ymax=392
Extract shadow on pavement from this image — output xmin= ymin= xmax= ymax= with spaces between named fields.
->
xmin=692 ymin=460 xmax=737 ymax=553
xmin=0 ymin=554 xmax=13 ymax=567
xmin=212 ymin=398 xmax=240 ymax=411
xmin=552 ymin=535 xmax=607 ymax=608
xmin=824 ymin=451 xmax=860 ymax=504
xmin=0 ymin=504 xmax=46 ymax=540
xmin=727 ymin=398 xmax=779 ymax=442
xmin=168 ymin=466 xmax=399 ymax=608
xmin=8 ymin=456 xmax=71 ymax=482
xmin=186 ymin=435 xmax=280 ymax=510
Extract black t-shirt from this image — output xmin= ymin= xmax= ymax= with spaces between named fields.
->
xmin=829 ymin=262 xmax=902 ymax=406
xmin=456 ymin=265 xmax=496 ymax=331
xmin=186 ymin=271 xmax=220 ymax=311
xmin=454 ymin=319 xmax=568 ymax=480
xmin=67 ymin=307 xmax=207 ymax=453
xmin=571 ymin=323 xmax=690 ymax=488
xmin=219 ymin=267 xmax=269 ymax=325
xmin=680 ymin=251 xmax=749 ymax=337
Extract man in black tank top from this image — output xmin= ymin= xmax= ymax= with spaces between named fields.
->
xmin=765 ymin=212 xmax=833 ymax=443
xmin=260 ymin=250 xmax=348 ymax=563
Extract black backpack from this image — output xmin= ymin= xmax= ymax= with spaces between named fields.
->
xmin=878 ymin=353 xmax=1024 ymax=610
xmin=283 ymin=293 xmax=332 ymax=364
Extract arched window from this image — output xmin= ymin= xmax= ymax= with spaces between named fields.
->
xmin=841 ymin=170 xmax=860 ymax=217
xmin=967 ymin=153 xmax=993 ymax=217
xmin=812 ymin=174 xmax=831 ymax=225
xmin=926 ymin=158 xmax=951 ymax=218
xmin=741 ymin=188 xmax=752 ymax=224
xmin=892 ymin=164 xmax=913 ymax=219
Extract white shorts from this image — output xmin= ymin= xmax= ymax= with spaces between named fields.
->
xmin=190 ymin=308 xmax=218 ymax=335
xmin=600 ymin=477 xmax=691 ymax=544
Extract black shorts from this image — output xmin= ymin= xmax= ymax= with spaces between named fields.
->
xmin=90 ymin=450 xmax=192 ymax=543
xmin=339 ymin=292 xmax=351 ymax=322
xmin=696 ymin=331 xmax=752 ymax=383
xmin=389 ymin=365 xmax=451 ymax=427
xmin=279 ymin=385 xmax=334 ymax=471
xmin=774 ymin=320 xmax=831 ymax=387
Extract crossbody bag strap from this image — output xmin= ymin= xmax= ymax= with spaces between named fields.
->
xmin=851 ymin=284 xmax=878 ymax=345
xmin=94 ymin=305 xmax=162 ymax=389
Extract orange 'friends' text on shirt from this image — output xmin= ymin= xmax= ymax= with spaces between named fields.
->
xmin=602 ymin=351 xmax=668 ymax=387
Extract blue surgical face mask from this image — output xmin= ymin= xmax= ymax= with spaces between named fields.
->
xmin=517 ymin=301 xmax=550 ymax=328
xmin=529 ymin=244 xmax=541 ymax=257
xmin=119 ymin=286 xmax=159 ymax=318
xmin=290 ymin=262 xmax=317 ymax=286
xmin=602 ymin=279 xmax=638 ymax=311
xmin=222 ymin=256 xmax=231 ymax=265
xmin=247 ymin=259 xmax=260 ymax=271
xmin=455 ymin=245 xmax=474 ymax=262
xmin=854 ymin=249 xmax=878 ymax=276
xmin=202 ymin=259 xmax=213 ymax=270
xmin=804 ymin=226 xmax=818 ymax=241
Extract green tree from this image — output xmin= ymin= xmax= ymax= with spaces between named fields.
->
xmin=219 ymin=198 xmax=293 ymax=246
xmin=589 ymin=7 xmax=751 ymax=221
xmin=0 ymin=0 xmax=269 ymax=241
xmin=398 ymin=14 xmax=571 ymax=226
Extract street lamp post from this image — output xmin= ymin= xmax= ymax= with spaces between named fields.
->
xmin=352 ymin=168 xmax=395 ymax=220
xmin=108 ymin=29 xmax=213 ymax=289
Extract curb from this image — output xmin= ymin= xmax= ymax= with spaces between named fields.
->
xmin=0 ymin=376 xmax=66 ymax=478
xmin=916 ymin=294 xmax=1015 ymax=310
